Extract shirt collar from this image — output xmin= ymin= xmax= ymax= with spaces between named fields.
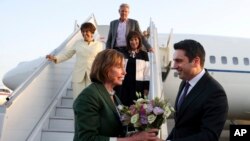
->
xmin=119 ymin=18 xmax=128 ymax=23
xmin=83 ymin=39 xmax=95 ymax=45
xmin=188 ymin=69 xmax=205 ymax=87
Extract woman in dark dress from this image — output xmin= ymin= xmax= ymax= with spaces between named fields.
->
xmin=119 ymin=31 xmax=150 ymax=106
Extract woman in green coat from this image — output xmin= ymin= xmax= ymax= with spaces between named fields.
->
xmin=73 ymin=49 xmax=160 ymax=141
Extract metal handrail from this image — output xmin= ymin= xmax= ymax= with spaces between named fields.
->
xmin=1 ymin=29 xmax=79 ymax=107
xmin=0 ymin=14 xmax=101 ymax=141
xmin=1 ymin=13 xmax=96 ymax=107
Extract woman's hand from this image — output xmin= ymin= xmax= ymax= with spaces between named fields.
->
xmin=46 ymin=55 xmax=57 ymax=63
xmin=130 ymin=128 xmax=159 ymax=141
xmin=118 ymin=129 xmax=163 ymax=141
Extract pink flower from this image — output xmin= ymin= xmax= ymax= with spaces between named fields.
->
xmin=146 ymin=103 xmax=153 ymax=113
xmin=130 ymin=105 xmax=137 ymax=115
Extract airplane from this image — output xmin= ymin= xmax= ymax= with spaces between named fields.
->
xmin=0 ymin=86 xmax=11 ymax=105
xmin=0 ymin=14 xmax=249 ymax=141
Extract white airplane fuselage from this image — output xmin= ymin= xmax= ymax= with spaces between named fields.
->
xmin=160 ymin=34 xmax=250 ymax=120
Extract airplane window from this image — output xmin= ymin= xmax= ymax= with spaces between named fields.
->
xmin=221 ymin=56 xmax=227 ymax=64
xmin=243 ymin=58 xmax=249 ymax=65
xmin=232 ymin=57 xmax=238 ymax=65
xmin=209 ymin=56 xmax=216 ymax=64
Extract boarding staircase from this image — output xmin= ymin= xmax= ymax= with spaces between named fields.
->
xmin=0 ymin=14 xmax=232 ymax=140
xmin=0 ymin=15 xmax=100 ymax=141
xmin=38 ymin=19 xmax=164 ymax=141
xmin=0 ymin=31 xmax=77 ymax=141
xmin=40 ymin=86 xmax=75 ymax=141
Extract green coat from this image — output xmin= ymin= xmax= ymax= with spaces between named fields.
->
xmin=73 ymin=82 xmax=125 ymax=141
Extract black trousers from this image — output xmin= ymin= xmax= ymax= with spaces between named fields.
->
xmin=113 ymin=46 xmax=127 ymax=54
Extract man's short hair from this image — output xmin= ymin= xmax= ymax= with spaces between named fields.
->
xmin=119 ymin=3 xmax=129 ymax=10
xmin=174 ymin=39 xmax=206 ymax=67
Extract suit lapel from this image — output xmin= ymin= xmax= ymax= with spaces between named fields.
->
xmin=176 ymin=72 xmax=210 ymax=120
xmin=113 ymin=20 xmax=119 ymax=38
xmin=94 ymin=83 xmax=121 ymax=119
xmin=114 ymin=95 xmax=122 ymax=106
xmin=126 ymin=19 xmax=131 ymax=36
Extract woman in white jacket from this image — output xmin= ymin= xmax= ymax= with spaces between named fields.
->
xmin=46 ymin=22 xmax=103 ymax=99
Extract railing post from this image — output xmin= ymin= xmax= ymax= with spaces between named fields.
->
xmin=148 ymin=18 xmax=169 ymax=139
xmin=0 ymin=106 xmax=7 ymax=140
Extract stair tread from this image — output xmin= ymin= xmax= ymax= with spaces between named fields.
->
xmin=42 ymin=129 xmax=74 ymax=133
xmin=37 ymin=84 xmax=74 ymax=141
xmin=56 ymin=105 xmax=73 ymax=109
xmin=50 ymin=116 xmax=74 ymax=120
xmin=62 ymin=95 xmax=73 ymax=99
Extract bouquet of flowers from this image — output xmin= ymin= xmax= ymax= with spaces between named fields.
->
xmin=118 ymin=92 xmax=175 ymax=132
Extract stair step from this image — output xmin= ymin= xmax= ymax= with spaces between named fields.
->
xmin=39 ymin=85 xmax=74 ymax=141
xmin=49 ymin=116 xmax=74 ymax=130
xmin=66 ymin=88 xmax=73 ymax=97
xmin=41 ymin=129 xmax=74 ymax=141
xmin=55 ymin=106 xmax=74 ymax=118
xmin=61 ymin=96 xmax=73 ymax=107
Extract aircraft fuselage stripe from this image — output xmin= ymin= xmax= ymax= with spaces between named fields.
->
xmin=207 ymin=69 xmax=250 ymax=74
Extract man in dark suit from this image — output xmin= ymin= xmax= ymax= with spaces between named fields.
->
xmin=106 ymin=3 xmax=153 ymax=53
xmin=167 ymin=39 xmax=228 ymax=141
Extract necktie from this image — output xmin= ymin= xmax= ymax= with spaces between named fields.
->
xmin=177 ymin=82 xmax=190 ymax=110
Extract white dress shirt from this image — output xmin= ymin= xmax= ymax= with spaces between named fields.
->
xmin=116 ymin=20 xmax=127 ymax=47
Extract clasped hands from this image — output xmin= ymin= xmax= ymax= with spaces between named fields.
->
xmin=128 ymin=128 xmax=163 ymax=141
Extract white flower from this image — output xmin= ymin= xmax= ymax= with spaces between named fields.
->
xmin=118 ymin=105 xmax=124 ymax=110
xmin=131 ymin=113 xmax=139 ymax=124
xmin=136 ymin=98 xmax=144 ymax=103
xmin=147 ymin=114 xmax=156 ymax=124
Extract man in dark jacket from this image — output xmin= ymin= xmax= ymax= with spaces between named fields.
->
xmin=167 ymin=39 xmax=228 ymax=141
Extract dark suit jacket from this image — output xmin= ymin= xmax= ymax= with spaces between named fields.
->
xmin=73 ymin=82 xmax=125 ymax=141
xmin=167 ymin=71 xmax=228 ymax=141
xmin=106 ymin=18 xmax=152 ymax=50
